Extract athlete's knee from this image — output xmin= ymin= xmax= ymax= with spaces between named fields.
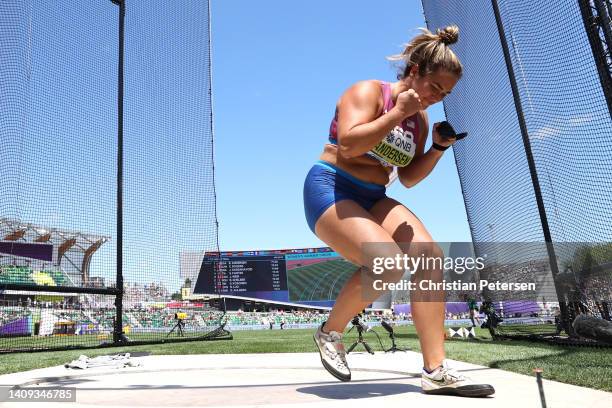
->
xmin=361 ymin=242 xmax=409 ymax=285
xmin=407 ymin=240 xmax=444 ymax=275
xmin=409 ymin=240 xmax=446 ymax=301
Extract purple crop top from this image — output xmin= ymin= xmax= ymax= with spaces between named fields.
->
xmin=327 ymin=81 xmax=420 ymax=169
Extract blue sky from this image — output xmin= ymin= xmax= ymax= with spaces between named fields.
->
xmin=212 ymin=0 xmax=472 ymax=251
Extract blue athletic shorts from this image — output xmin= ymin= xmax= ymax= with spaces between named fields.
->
xmin=303 ymin=161 xmax=387 ymax=234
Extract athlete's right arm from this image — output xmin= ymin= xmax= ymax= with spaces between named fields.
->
xmin=336 ymin=81 xmax=420 ymax=159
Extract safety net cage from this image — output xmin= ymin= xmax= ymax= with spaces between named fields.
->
xmin=421 ymin=0 xmax=612 ymax=344
xmin=0 ymin=0 xmax=224 ymax=352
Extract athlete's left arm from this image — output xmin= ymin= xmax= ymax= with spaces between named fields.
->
xmin=397 ymin=111 xmax=448 ymax=188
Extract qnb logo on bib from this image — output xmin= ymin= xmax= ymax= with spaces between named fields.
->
xmin=366 ymin=126 xmax=416 ymax=167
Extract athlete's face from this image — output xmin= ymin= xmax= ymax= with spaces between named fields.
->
xmin=408 ymin=66 xmax=459 ymax=108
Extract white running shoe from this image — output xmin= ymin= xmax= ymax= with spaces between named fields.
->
xmin=421 ymin=360 xmax=495 ymax=397
xmin=313 ymin=323 xmax=351 ymax=381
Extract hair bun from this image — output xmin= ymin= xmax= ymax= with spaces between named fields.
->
xmin=437 ymin=25 xmax=459 ymax=45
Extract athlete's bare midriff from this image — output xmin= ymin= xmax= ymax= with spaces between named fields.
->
xmin=319 ymin=144 xmax=391 ymax=186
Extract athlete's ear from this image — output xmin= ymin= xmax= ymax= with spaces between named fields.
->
xmin=409 ymin=64 xmax=419 ymax=77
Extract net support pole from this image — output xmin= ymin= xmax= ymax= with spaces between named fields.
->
xmin=594 ymin=0 xmax=612 ymax=51
xmin=578 ymin=0 xmax=612 ymax=118
xmin=490 ymin=0 xmax=571 ymax=333
xmin=111 ymin=0 xmax=126 ymax=344
xmin=207 ymin=0 xmax=224 ymax=310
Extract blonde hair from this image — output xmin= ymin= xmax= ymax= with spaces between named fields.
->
xmin=388 ymin=25 xmax=463 ymax=79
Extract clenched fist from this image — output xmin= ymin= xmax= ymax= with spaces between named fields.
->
xmin=395 ymin=89 xmax=423 ymax=117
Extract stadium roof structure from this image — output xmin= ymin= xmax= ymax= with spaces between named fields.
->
xmin=0 ymin=218 xmax=110 ymax=286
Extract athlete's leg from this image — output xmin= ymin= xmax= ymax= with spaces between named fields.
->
xmin=368 ymin=197 xmax=446 ymax=372
xmin=369 ymin=198 xmax=494 ymax=397
xmin=315 ymin=199 xmax=407 ymax=333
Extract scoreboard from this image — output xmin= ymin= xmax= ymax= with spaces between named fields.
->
xmin=202 ymin=254 xmax=288 ymax=293
xmin=193 ymin=247 xmax=347 ymax=307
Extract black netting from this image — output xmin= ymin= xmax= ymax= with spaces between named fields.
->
xmin=422 ymin=0 xmax=612 ymax=340
xmin=121 ymin=0 xmax=220 ymax=344
xmin=0 ymin=0 xmax=220 ymax=352
xmin=0 ymin=0 xmax=118 ymax=290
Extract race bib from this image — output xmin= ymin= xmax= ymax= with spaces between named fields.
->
xmin=366 ymin=126 xmax=416 ymax=168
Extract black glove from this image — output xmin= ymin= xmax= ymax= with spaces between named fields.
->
xmin=437 ymin=121 xmax=468 ymax=141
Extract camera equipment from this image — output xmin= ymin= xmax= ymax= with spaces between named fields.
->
xmin=381 ymin=320 xmax=408 ymax=353
xmin=166 ymin=311 xmax=187 ymax=338
xmin=346 ymin=315 xmax=374 ymax=354
xmin=480 ymin=301 xmax=502 ymax=339
xmin=354 ymin=315 xmax=370 ymax=333
xmin=437 ymin=121 xmax=468 ymax=141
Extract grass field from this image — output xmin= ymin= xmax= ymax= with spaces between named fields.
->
xmin=1 ymin=325 xmax=610 ymax=392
